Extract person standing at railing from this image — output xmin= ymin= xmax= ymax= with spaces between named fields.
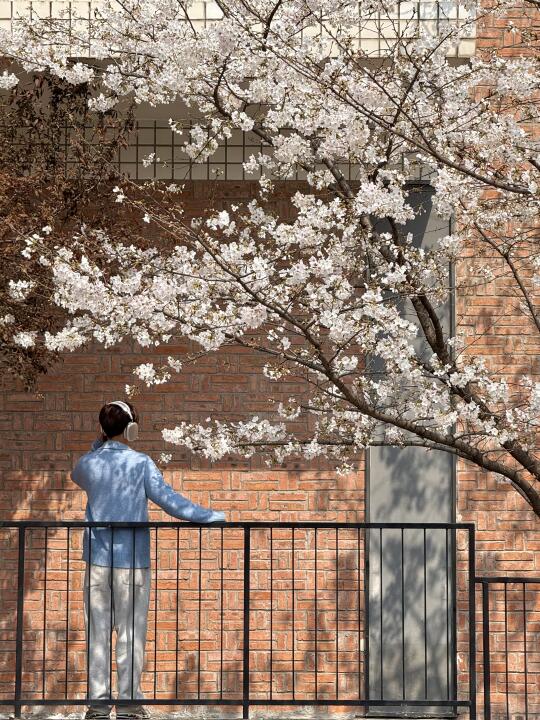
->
xmin=71 ymin=400 xmax=226 ymax=720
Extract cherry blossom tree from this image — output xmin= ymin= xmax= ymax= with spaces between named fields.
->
xmin=1 ymin=0 xmax=540 ymax=515
xmin=0 ymin=70 xmax=136 ymax=386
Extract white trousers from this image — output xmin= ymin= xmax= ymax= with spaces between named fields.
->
xmin=84 ymin=564 xmax=151 ymax=707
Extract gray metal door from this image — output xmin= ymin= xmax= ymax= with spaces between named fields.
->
xmin=366 ymin=185 xmax=456 ymax=716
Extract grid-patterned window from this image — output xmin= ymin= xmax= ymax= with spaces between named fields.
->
xmin=111 ymin=121 xmax=358 ymax=182
xmin=5 ymin=116 xmax=431 ymax=183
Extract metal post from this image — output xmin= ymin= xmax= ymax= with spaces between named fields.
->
xmin=14 ymin=526 xmax=26 ymax=719
xmin=522 ymin=582 xmax=529 ymax=720
xmin=242 ymin=527 xmax=251 ymax=720
xmin=364 ymin=527 xmax=370 ymax=704
xmin=468 ymin=526 xmax=477 ymax=720
xmin=482 ymin=581 xmax=491 ymax=720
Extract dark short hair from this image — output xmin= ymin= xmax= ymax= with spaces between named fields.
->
xmin=99 ymin=401 xmax=138 ymax=439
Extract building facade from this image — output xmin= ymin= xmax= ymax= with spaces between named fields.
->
xmin=0 ymin=2 xmax=538 ymax=718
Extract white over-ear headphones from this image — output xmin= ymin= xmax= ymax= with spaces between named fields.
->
xmin=107 ymin=400 xmax=139 ymax=442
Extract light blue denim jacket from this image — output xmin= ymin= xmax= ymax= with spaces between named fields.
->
xmin=71 ymin=439 xmax=225 ymax=568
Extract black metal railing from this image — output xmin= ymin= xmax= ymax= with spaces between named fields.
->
xmin=0 ymin=521 xmax=476 ymax=719
xmin=477 ymin=576 xmax=540 ymax=720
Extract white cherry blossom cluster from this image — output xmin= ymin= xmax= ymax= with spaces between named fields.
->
xmin=133 ymin=363 xmax=171 ymax=386
xmin=0 ymin=70 xmax=18 ymax=89
xmin=44 ymin=327 xmax=87 ymax=352
xmin=0 ymin=314 xmax=15 ymax=326
xmin=8 ymin=280 xmax=35 ymax=301
xmin=162 ymin=417 xmax=289 ymax=462
xmin=12 ymin=331 xmax=38 ymax=348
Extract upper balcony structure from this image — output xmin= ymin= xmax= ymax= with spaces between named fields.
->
xmin=0 ymin=0 xmax=476 ymax=55
xmin=0 ymin=1 xmax=476 ymax=182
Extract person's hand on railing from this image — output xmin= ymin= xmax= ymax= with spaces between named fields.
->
xmin=208 ymin=510 xmax=226 ymax=523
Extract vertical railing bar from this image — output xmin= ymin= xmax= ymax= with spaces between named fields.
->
xmin=468 ymin=526 xmax=477 ymax=720
xmin=269 ymin=527 xmax=273 ymax=702
xmin=292 ymin=527 xmax=295 ymax=700
xmin=379 ymin=527 xmax=383 ymax=700
xmin=65 ymin=527 xmax=70 ymax=700
xmin=423 ymin=528 xmax=428 ymax=700
xmin=175 ymin=526 xmax=180 ymax=700
xmin=357 ymin=527 xmax=361 ymax=701
xmin=198 ymin=526 xmax=202 ymax=700
xmin=445 ymin=528 xmax=450 ymax=701
xmin=482 ymin=581 xmax=491 ymax=720
xmin=242 ymin=527 xmax=251 ymax=720
xmin=401 ymin=527 xmax=405 ymax=701
xmin=220 ymin=526 xmax=224 ymax=701
xmin=451 ymin=527 xmax=458 ymax=704
xmin=364 ymin=527 xmax=370 ymax=704
xmin=335 ymin=527 xmax=339 ymax=700
xmin=154 ymin=527 xmax=158 ymax=700
xmin=314 ymin=527 xmax=318 ymax=701
xmin=14 ymin=526 xmax=26 ymax=719
xmin=522 ymin=582 xmax=528 ymax=720
xmin=110 ymin=528 xmax=114 ymax=705
xmin=87 ymin=529 xmax=92 ymax=702
xmin=42 ymin=527 xmax=48 ymax=700
xmin=504 ymin=584 xmax=509 ymax=720
xmin=131 ymin=527 xmax=135 ymax=700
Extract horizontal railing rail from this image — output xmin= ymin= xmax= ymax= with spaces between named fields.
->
xmin=0 ymin=521 xmax=472 ymax=528
xmin=0 ymin=521 xmax=476 ymax=719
